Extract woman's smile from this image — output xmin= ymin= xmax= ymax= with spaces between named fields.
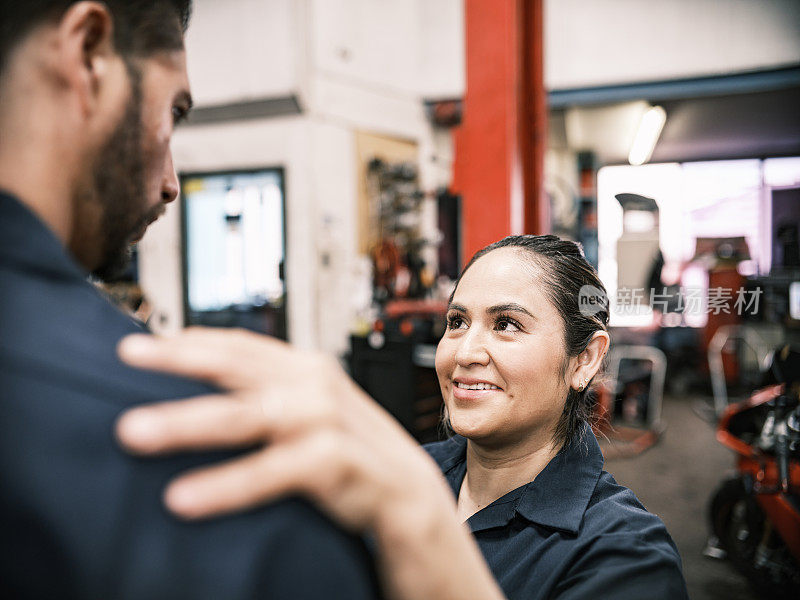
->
xmin=452 ymin=378 xmax=503 ymax=401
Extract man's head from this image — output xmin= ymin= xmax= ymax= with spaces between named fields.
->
xmin=0 ymin=1 xmax=193 ymax=278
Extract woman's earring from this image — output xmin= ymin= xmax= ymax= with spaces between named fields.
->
xmin=577 ymin=378 xmax=588 ymax=392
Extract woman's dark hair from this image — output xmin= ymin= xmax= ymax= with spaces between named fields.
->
xmin=448 ymin=234 xmax=610 ymax=447
xmin=0 ymin=1 xmax=192 ymax=78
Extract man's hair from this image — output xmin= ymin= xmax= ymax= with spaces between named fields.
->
xmin=0 ymin=1 xmax=192 ymax=77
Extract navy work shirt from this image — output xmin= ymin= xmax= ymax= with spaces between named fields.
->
xmin=0 ymin=192 xmax=380 ymax=599
xmin=425 ymin=428 xmax=689 ymax=600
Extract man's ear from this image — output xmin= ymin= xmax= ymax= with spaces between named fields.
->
xmin=569 ymin=331 xmax=610 ymax=391
xmin=55 ymin=2 xmax=117 ymax=117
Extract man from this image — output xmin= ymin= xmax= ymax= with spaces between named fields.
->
xmin=0 ymin=2 xmax=379 ymax=598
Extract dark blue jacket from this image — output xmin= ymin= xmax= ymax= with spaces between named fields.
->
xmin=425 ymin=428 xmax=689 ymax=600
xmin=0 ymin=192 xmax=380 ymax=599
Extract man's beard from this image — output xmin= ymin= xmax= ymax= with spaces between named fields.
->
xmin=90 ymin=67 xmax=159 ymax=281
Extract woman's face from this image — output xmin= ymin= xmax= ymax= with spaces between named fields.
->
xmin=435 ymin=248 xmax=570 ymax=449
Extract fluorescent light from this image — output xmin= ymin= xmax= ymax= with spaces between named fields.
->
xmin=628 ymin=106 xmax=666 ymax=166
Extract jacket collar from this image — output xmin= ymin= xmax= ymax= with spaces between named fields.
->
xmin=0 ymin=191 xmax=87 ymax=281
xmin=434 ymin=425 xmax=604 ymax=535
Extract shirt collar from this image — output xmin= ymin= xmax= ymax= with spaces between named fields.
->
xmin=0 ymin=191 xmax=87 ymax=281
xmin=514 ymin=425 xmax=605 ymax=534
xmin=431 ymin=425 xmax=605 ymax=535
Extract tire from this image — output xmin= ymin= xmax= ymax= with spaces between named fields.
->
xmin=708 ymin=476 xmax=800 ymax=599
xmin=709 ymin=477 xmax=762 ymax=569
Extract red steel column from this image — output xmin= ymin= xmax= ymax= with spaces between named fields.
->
xmin=521 ymin=0 xmax=548 ymax=236
xmin=452 ymin=0 xmax=547 ymax=263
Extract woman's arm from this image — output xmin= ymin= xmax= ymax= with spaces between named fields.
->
xmin=115 ymin=327 xmax=505 ymax=600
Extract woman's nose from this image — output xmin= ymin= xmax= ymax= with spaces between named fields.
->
xmin=454 ymin=328 xmax=490 ymax=367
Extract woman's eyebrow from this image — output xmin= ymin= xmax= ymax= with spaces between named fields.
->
xmin=487 ymin=303 xmax=535 ymax=319
xmin=447 ymin=303 xmax=468 ymax=313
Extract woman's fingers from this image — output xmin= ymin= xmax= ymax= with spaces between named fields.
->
xmin=164 ymin=433 xmax=359 ymax=523
xmin=117 ymin=327 xmax=292 ymax=390
xmin=115 ymin=395 xmax=268 ymax=454
xmin=165 ymin=446 xmax=299 ymax=519
xmin=116 ymin=385 xmax=345 ymax=455
xmin=114 ymin=326 xmax=419 ymax=527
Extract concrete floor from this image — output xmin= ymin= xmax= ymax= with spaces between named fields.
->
xmin=601 ymin=395 xmax=758 ymax=600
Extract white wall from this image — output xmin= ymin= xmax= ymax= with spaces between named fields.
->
xmin=309 ymin=0 xmax=464 ymax=99
xmin=545 ymin=0 xmax=800 ymax=89
xmin=185 ymin=0 xmax=302 ymax=106
xmin=309 ymin=121 xmax=359 ymax=355
xmin=310 ymin=0 xmax=421 ymax=94
xmin=304 ymin=0 xmax=461 ymax=138
xmin=419 ymin=0 xmax=466 ymax=99
xmin=186 ymin=0 xmax=464 ymax=107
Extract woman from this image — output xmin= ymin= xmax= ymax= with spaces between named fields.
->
xmin=116 ymin=235 xmax=688 ymax=600
xmin=427 ymin=235 xmax=686 ymax=598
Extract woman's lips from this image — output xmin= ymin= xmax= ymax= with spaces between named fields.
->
xmin=452 ymin=379 xmax=503 ymax=401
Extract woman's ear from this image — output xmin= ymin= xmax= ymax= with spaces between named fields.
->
xmin=570 ymin=331 xmax=610 ymax=391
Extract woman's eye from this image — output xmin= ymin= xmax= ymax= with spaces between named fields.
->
xmin=446 ymin=315 xmax=466 ymax=330
xmin=495 ymin=317 xmax=521 ymax=332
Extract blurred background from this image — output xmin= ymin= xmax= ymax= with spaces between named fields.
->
xmin=111 ymin=1 xmax=800 ymax=598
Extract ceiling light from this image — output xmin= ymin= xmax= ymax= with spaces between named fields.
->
xmin=628 ymin=105 xmax=666 ymax=166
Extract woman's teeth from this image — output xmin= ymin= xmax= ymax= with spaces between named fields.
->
xmin=455 ymin=382 xmax=499 ymax=390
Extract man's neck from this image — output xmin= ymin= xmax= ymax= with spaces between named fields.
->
xmin=456 ymin=435 xmax=560 ymax=522
xmin=0 ymin=120 xmax=81 ymax=250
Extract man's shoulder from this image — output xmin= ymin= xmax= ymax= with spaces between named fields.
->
xmin=0 ymin=271 xmax=381 ymax=598
xmin=0 ymin=193 xmax=204 ymax=405
xmin=0 ymin=264 xmax=214 ymax=404
xmin=131 ymin=496 xmax=382 ymax=599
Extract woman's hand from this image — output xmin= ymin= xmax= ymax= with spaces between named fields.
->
xmin=116 ymin=327 xmax=444 ymax=530
xmin=115 ymin=327 xmax=505 ymax=600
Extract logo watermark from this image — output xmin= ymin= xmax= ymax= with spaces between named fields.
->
xmin=610 ymin=286 xmax=762 ymax=316
xmin=578 ymin=285 xmax=608 ymax=317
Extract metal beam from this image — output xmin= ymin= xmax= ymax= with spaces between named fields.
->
xmin=548 ymin=65 xmax=800 ymax=109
